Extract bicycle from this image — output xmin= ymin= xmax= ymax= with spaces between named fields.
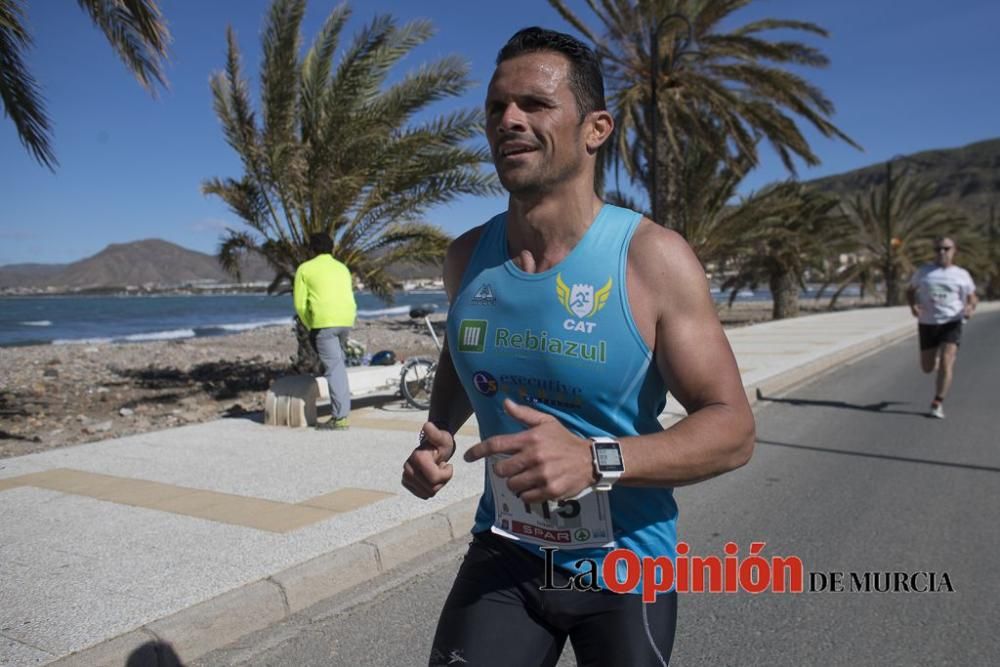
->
xmin=399 ymin=304 xmax=442 ymax=410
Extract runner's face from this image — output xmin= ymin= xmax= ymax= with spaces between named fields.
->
xmin=933 ymin=238 xmax=956 ymax=267
xmin=485 ymin=52 xmax=587 ymax=195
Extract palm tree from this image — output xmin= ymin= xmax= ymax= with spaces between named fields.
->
xmin=548 ymin=0 xmax=859 ymax=231
xmin=0 ymin=0 xmax=170 ymax=170
xmin=203 ymin=0 xmax=500 ymax=369
xmin=720 ymin=182 xmax=846 ymax=319
xmin=836 ymin=175 xmax=967 ymax=306
xmin=976 ymin=204 xmax=999 ymax=300
xmin=667 ymin=146 xmax=753 ymax=266
xmin=606 ymin=142 xmax=755 ymax=266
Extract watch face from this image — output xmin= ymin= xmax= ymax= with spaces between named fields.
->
xmin=594 ymin=442 xmax=624 ymax=472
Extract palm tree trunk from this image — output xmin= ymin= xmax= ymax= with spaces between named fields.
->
xmin=884 ymin=265 xmax=902 ymax=306
xmin=293 ymin=319 xmax=323 ymax=375
xmin=770 ymin=268 xmax=800 ymax=320
xmin=664 ymin=150 xmax=685 ymax=233
xmin=650 ymin=145 xmax=685 ymax=231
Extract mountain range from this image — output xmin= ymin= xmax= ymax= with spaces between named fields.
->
xmin=0 ymin=239 xmax=274 ymax=290
xmin=2 ymin=137 xmax=997 ymax=291
xmin=809 ymin=137 xmax=1000 ymax=222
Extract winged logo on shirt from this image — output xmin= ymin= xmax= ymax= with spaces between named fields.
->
xmin=556 ymin=273 xmax=612 ymax=319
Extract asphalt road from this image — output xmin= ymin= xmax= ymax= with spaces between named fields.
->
xmin=196 ymin=310 xmax=1000 ymax=667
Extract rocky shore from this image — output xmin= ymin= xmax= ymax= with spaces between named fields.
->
xmin=0 ymin=299 xmax=879 ymax=458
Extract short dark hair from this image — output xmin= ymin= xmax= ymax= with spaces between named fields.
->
xmin=496 ymin=27 xmax=606 ymax=118
xmin=308 ymin=233 xmax=333 ymax=255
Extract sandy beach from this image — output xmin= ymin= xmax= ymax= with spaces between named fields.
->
xmin=0 ymin=298 xmax=882 ymax=458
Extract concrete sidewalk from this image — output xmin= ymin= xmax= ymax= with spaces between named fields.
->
xmin=2 ymin=304 xmax=995 ymax=666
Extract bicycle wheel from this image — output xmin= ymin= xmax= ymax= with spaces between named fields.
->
xmin=400 ymin=357 xmax=436 ymax=410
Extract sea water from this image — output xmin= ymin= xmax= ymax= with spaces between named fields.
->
xmin=0 ymin=285 xmax=859 ymax=347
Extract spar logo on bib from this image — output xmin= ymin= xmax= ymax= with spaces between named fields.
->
xmin=556 ymin=273 xmax=612 ymax=334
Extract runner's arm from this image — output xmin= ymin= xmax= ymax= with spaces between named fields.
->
xmin=401 ymin=229 xmax=482 ymax=499
xmin=964 ymin=273 xmax=978 ymax=317
xmin=906 ymin=267 xmax=924 ymax=317
xmin=425 ymin=229 xmax=483 ymax=458
xmin=616 ymin=224 xmax=755 ymax=488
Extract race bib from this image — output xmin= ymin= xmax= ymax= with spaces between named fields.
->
xmin=929 ymin=283 xmax=953 ymax=304
xmin=488 ymin=454 xmax=616 ymax=549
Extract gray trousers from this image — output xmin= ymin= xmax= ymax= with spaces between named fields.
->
xmin=314 ymin=327 xmax=351 ymax=419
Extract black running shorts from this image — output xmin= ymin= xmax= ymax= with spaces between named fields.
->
xmin=918 ymin=320 xmax=963 ymax=350
xmin=429 ymin=531 xmax=677 ymax=667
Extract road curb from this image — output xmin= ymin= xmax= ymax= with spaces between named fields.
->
xmin=745 ymin=322 xmax=916 ymax=406
xmin=745 ymin=301 xmax=1000 ymax=405
xmin=48 ymin=497 xmax=480 ymax=667
xmin=47 ymin=306 xmax=999 ymax=666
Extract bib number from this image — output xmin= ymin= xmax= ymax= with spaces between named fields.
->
xmin=488 ymin=455 xmax=616 ymax=549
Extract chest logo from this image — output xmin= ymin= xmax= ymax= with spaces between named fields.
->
xmin=457 ymin=320 xmax=488 ymax=353
xmin=556 ymin=273 xmax=612 ymax=333
xmin=472 ymin=370 xmax=498 ymax=396
xmin=472 ymin=283 xmax=496 ymax=305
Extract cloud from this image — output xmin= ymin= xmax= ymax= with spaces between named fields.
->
xmin=0 ymin=228 xmax=39 ymax=241
xmin=190 ymin=218 xmax=232 ymax=233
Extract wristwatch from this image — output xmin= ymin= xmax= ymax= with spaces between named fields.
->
xmin=590 ymin=437 xmax=625 ymax=491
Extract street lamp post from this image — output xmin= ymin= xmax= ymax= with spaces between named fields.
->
xmin=649 ymin=13 xmax=693 ymax=227
xmin=883 ymin=153 xmax=924 ymax=305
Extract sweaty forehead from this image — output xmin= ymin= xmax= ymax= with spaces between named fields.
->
xmin=487 ymin=52 xmax=572 ymax=100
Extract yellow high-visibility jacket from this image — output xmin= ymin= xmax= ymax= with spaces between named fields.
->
xmin=293 ymin=254 xmax=357 ymax=330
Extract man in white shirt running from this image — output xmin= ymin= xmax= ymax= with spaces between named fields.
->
xmin=905 ymin=236 xmax=978 ymax=419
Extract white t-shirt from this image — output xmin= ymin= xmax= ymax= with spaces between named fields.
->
xmin=909 ymin=264 xmax=976 ymax=325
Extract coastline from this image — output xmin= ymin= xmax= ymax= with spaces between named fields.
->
xmin=0 ymin=298 xmax=881 ymax=458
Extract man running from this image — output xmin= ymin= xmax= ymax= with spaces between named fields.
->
xmin=906 ymin=236 xmax=977 ymax=419
xmin=402 ymin=27 xmax=754 ymax=666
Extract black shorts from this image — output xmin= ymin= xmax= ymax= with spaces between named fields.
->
xmin=429 ymin=531 xmax=677 ymax=667
xmin=918 ymin=320 xmax=963 ymax=350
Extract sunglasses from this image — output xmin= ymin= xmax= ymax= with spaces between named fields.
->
xmin=934 ymin=246 xmax=954 ymax=252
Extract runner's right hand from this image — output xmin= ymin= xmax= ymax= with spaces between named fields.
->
xmin=402 ymin=422 xmax=455 ymax=499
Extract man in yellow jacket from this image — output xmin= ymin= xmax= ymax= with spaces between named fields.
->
xmin=294 ymin=234 xmax=358 ymax=430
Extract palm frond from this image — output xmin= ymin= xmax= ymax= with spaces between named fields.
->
xmin=77 ymin=0 xmax=170 ymax=94
xmin=204 ymin=0 xmax=498 ymax=300
xmin=0 ymin=0 xmax=56 ymax=169
xmin=554 ymin=0 xmax=859 ymax=229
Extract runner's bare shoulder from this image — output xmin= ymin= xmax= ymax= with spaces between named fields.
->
xmin=627 ymin=217 xmax=711 ymax=311
xmin=444 ymin=226 xmax=488 ymax=299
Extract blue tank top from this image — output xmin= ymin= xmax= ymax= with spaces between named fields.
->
xmin=447 ymin=204 xmax=677 ymax=589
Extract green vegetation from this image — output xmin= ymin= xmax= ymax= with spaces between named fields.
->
xmin=203 ymin=0 xmax=500 ymax=301
xmin=980 ymin=205 xmax=1000 ymax=299
xmin=549 ymin=0 xmax=858 ymax=232
xmin=836 ymin=176 xmax=967 ymax=306
xmin=552 ymin=1 xmax=994 ymax=315
xmin=0 ymin=0 xmax=170 ymax=170
xmin=720 ymin=183 xmax=846 ymax=319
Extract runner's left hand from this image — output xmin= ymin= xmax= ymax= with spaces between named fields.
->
xmin=463 ymin=399 xmax=596 ymax=503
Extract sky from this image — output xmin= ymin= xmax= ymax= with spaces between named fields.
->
xmin=1 ymin=0 xmax=998 ymax=266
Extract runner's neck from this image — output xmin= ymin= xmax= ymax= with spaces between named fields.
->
xmin=505 ymin=192 xmax=604 ymax=274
